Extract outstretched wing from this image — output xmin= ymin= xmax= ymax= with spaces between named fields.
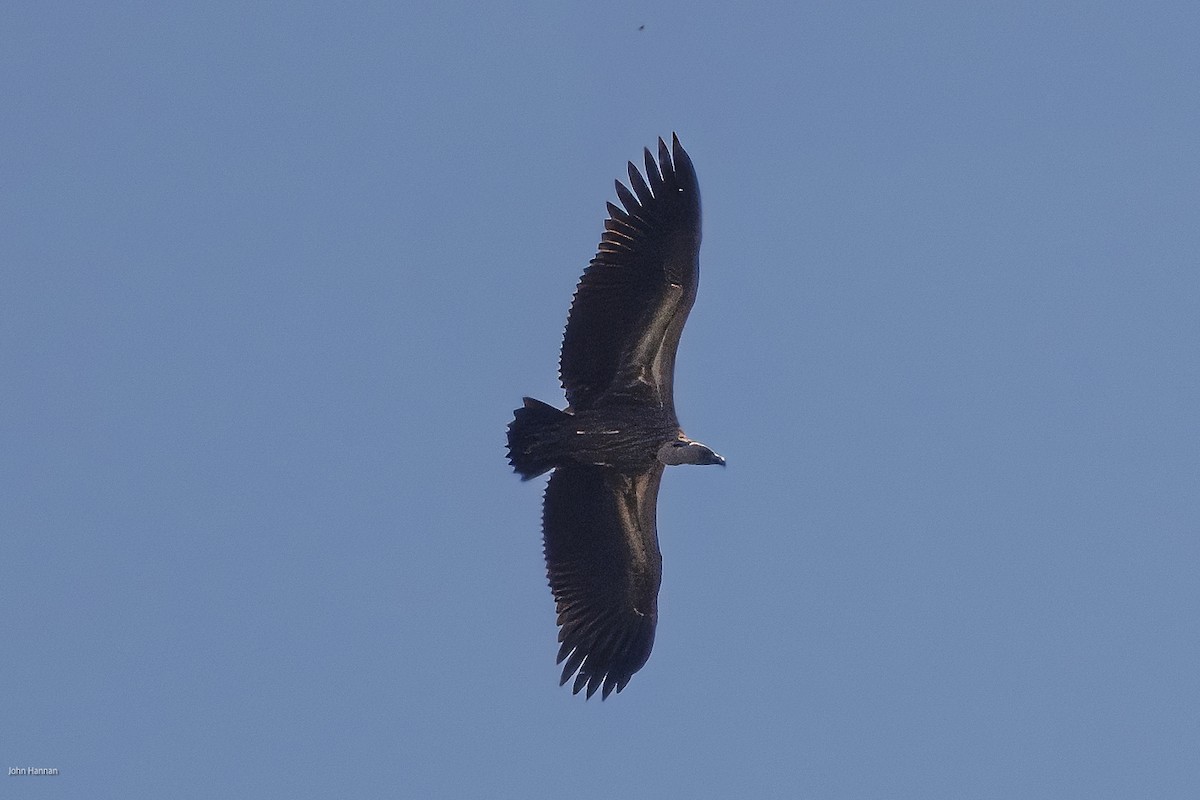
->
xmin=559 ymin=135 xmax=702 ymax=413
xmin=541 ymin=463 xmax=664 ymax=699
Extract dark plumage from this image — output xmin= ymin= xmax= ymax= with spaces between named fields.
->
xmin=506 ymin=135 xmax=724 ymax=699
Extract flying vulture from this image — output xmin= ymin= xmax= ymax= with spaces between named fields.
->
xmin=506 ymin=135 xmax=724 ymax=699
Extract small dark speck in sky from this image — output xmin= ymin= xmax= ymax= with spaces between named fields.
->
xmin=638 ymin=25 xmax=645 ymax=31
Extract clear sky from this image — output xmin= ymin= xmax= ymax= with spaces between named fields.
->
xmin=4 ymin=2 xmax=1199 ymax=797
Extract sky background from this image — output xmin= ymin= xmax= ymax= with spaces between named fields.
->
xmin=3 ymin=2 xmax=1199 ymax=797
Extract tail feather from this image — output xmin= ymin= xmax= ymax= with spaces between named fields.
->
xmin=507 ymin=397 xmax=570 ymax=480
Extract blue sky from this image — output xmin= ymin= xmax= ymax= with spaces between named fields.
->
xmin=4 ymin=2 xmax=1199 ymax=797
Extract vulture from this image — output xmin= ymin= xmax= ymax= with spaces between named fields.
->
xmin=506 ymin=135 xmax=724 ymax=699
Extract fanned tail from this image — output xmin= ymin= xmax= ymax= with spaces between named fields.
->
xmin=506 ymin=397 xmax=570 ymax=480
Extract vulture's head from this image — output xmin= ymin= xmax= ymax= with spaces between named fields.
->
xmin=658 ymin=439 xmax=726 ymax=467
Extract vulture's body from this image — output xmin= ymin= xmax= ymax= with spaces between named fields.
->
xmin=506 ymin=135 xmax=723 ymax=699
